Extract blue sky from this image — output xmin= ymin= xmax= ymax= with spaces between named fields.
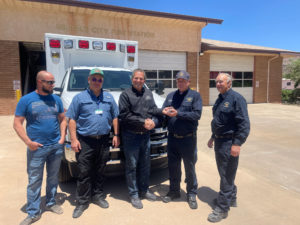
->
xmin=79 ymin=0 xmax=300 ymax=52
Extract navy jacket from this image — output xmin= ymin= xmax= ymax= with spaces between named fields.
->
xmin=163 ymin=88 xmax=202 ymax=136
xmin=211 ymin=89 xmax=250 ymax=146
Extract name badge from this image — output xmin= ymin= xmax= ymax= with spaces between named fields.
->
xmin=95 ymin=109 xmax=103 ymax=115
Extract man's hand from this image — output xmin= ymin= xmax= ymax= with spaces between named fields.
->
xmin=231 ymin=145 xmax=240 ymax=157
xmin=162 ymin=107 xmax=177 ymax=117
xmin=144 ymin=118 xmax=155 ymax=130
xmin=27 ymin=141 xmax=43 ymax=151
xmin=207 ymin=137 xmax=214 ymax=148
xmin=112 ymin=136 xmax=120 ymax=148
xmin=71 ymin=139 xmax=81 ymax=153
xmin=58 ymin=137 xmax=65 ymax=145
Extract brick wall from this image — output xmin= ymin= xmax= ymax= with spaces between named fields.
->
xmin=187 ymin=52 xmax=197 ymax=90
xmin=0 ymin=40 xmax=21 ymax=115
xmin=254 ymin=56 xmax=283 ymax=103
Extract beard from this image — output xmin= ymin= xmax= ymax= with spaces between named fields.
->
xmin=42 ymin=86 xmax=53 ymax=94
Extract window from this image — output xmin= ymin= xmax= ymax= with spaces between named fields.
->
xmin=145 ymin=70 xmax=179 ymax=89
xmin=209 ymin=71 xmax=253 ymax=88
xmin=287 ymin=82 xmax=291 ymax=86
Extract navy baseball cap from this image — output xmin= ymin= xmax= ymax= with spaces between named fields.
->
xmin=176 ymin=70 xmax=190 ymax=80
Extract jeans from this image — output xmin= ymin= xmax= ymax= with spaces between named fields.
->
xmin=214 ymin=138 xmax=239 ymax=212
xmin=167 ymin=134 xmax=198 ymax=196
xmin=26 ymin=142 xmax=63 ymax=217
xmin=76 ymin=134 xmax=110 ymax=205
xmin=122 ymin=130 xmax=151 ymax=197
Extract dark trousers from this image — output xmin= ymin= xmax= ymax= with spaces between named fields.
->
xmin=214 ymin=138 xmax=239 ymax=212
xmin=76 ymin=134 xmax=110 ymax=205
xmin=122 ymin=130 xmax=151 ymax=197
xmin=167 ymin=134 xmax=198 ymax=196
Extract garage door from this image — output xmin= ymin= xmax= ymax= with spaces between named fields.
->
xmin=209 ymin=54 xmax=254 ymax=105
xmin=139 ymin=50 xmax=186 ymax=97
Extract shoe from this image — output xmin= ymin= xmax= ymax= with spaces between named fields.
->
xmin=72 ymin=204 xmax=89 ymax=218
xmin=92 ymin=198 xmax=109 ymax=208
xmin=140 ymin=191 xmax=157 ymax=201
xmin=213 ymin=198 xmax=237 ymax=207
xmin=187 ymin=195 xmax=198 ymax=209
xmin=130 ymin=196 xmax=143 ymax=209
xmin=20 ymin=215 xmax=41 ymax=225
xmin=162 ymin=191 xmax=181 ymax=203
xmin=45 ymin=204 xmax=63 ymax=214
xmin=207 ymin=207 xmax=228 ymax=223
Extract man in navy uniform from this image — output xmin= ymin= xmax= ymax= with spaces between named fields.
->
xmin=161 ymin=70 xmax=202 ymax=210
xmin=66 ymin=68 xmax=120 ymax=218
xmin=207 ymin=73 xmax=250 ymax=222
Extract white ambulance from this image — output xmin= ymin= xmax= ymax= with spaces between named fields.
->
xmin=45 ymin=33 xmax=168 ymax=182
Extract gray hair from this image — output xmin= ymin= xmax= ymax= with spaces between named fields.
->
xmin=217 ymin=73 xmax=232 ymax=85
xmin=132 ymin=68 xmax=147 ymax=80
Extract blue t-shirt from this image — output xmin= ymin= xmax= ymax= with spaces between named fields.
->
xmin=15 ymin=91 xmax=64 ymax=145
xmin=66 ymin=89 xmax=119 ymax=136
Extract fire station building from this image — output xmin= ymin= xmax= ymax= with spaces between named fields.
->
xmin=0 ymin=0 xmax=299 ymax=114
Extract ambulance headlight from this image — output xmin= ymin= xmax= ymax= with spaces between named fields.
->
xmin=64 ymin=40 xmax=73 ymax=49
xmin=93 ymin=41 xmax=103 ymax=50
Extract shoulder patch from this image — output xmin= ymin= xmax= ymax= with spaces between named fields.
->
xmin=224 ymin=102 xmax=230 ymax=107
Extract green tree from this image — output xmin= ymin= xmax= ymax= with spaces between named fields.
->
xmin=284 ymin=58 xmax=300 ymax=88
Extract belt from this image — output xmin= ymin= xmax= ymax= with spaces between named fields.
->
xmin=82 ymin=134 xmax=108 ymax=140
xmin=171 ymin=132 xmax=195 ymax=139
xmin=215 ymin=134 xmax=233 ymax=139
xmin=127 ymin=130 xmax=148 ymax=135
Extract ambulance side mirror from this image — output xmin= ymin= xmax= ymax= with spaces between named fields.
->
xmin=54 ymin=87 xmax=63 ymax=96
xmin=155 ymin=80 xmax=165 ymax=95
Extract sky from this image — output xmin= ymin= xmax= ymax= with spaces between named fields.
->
xmin=78 ymin=0 xmax=300 ymax=52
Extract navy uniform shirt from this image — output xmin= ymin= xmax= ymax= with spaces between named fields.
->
xmin=162 ymin=88 xmax=202 ymax=136
xmin=66 ymin=88 xmax=119 ymax=136
xmin=211 ymin=88 xmax=250 ymax=146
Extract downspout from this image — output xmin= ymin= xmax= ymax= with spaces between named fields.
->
xmin=267 ymin=54 xmax=279 ymax=103
xmin=197 ymin=30 xmax=202 ymax=92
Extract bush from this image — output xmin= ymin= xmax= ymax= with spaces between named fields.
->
xmin=282 ymin=89 xmax=300 ymax=103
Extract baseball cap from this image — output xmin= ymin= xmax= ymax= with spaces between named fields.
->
xmin=176 ymin=70 xmax=190 ymax=80
xmin=89 ymin=68 xmax=104 ymax=77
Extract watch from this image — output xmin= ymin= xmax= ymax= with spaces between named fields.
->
xmin=114 ymin=134 xmax=120 ymax=137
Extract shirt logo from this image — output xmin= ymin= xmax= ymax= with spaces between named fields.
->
xmin=186 ymin=97 xmax=193 ymax=102
xmin=224 ymin=102 xmax=230 ymax=107
xmin=106 ymin=95 xmax=111 ymax=99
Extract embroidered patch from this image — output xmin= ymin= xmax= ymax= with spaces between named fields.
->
xmin=224 ymin=102 xmax=230 ymax=107
xmin=186 ymin=97 xmax=193 ymax=102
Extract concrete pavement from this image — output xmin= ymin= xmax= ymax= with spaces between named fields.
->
xmin=0 ymin=103 xmax=300 ymax=225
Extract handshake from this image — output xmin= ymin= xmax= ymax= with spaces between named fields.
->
xmin=162 ymin=106 xmax=177 ymax=117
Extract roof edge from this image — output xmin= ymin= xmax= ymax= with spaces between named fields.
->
xmin=21 ymin=0 xmax=223 ymax=24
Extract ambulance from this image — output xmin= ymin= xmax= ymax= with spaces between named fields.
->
xmin=45 ymin=33 xmax=168 ymax=182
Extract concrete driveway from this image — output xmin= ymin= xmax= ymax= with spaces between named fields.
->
xmin=0 ymin=103 xmax=300 ymax=225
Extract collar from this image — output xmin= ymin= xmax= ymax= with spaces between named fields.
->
xmin=176 ymin=88 xmax=189 ymax=96
xmin=87 ymin=88 xmax=103 ymax=101
xmin=132 ymin=86 xmax=145 ymax=95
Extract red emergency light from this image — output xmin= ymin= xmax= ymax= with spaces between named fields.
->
xmin=127 ymin=46 xmax=136 ymax=53
xmin=106 ymin=42 xmax=116 ymax=51
xmin=78 ymin=40 xmax=89 ymax=49
xmin=49 ymin=39 xmax=61 ymax=48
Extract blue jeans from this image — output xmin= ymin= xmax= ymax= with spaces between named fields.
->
xmin=26 ymin=143 xmax=63 ymax=217
xmin=122 ymin=130 xmax=151 ymax=197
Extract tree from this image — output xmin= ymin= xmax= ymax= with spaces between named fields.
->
xmin=284 ymin=58 xmax=300 ymax=88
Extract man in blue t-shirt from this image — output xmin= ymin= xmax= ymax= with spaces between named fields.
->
xmin=13 ymin=71 xmax=66 ymax=225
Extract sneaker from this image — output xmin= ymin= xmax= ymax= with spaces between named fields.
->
xmin=207 ymin=207 xmax=228 ymax=223
xmin=130 ymin=196 xmax=143 ymax=209
xmin=20 ymin=215 xmax=41 ymax=225
xmin=45 ymin=204 xmax=63 ymax=214
xmin=213 ymin=198 xmax=237 ymax=207
xmin=187 ymin=195 xmax=198 ymax=209
xmin=72 ymin=204 xmax=89 ymax=218
xmin=140 ymin=191 xmax=157 ymax=201
xmin=92 ymin=198 xmax=109 ymax=208
xmin=162 ymin=191 xmax=181 ymax=203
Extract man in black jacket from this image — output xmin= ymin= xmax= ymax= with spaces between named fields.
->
xmin=119 ymin=68 xmax=160 ymax=209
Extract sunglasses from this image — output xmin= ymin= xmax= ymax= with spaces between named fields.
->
xmin=91 ymin=77 xmax=103 ymax=83
xmin=41 ymin=80 xmax=55 ymax=85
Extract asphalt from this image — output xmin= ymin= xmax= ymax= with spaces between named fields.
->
xmin=0 ymin=103 xmax=300 ymax=225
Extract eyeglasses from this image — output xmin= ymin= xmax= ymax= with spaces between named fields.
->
xmin=41 ymin=80 xmax=55 ymax=85
xmin=91 ymin=77 xmax=103 ymax=83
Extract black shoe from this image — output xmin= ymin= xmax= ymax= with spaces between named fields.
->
xmin=187 ymin=195 xmax=198 ymax=209
xmin=140 ymin=191 xmax=157 ymax=201
xmin=130 ymin=196 xmax=143 ymax=209
xmin=92 ymin=198 xmax=109 ymax=208
xmin=207 ymin=207 xmax=228 ymax=223
xmin=213 ymin=198 xmax=237 ymax=207
xmin=162 ymin=191 xmax=181 ymax=203
xmin=72 ymin=204 xmax=89 ymax=218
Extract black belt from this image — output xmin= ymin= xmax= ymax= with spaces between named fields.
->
xmin=171 ymin=132 xmax=195 ymax=139
xmin=215 ymin=134 xmax=233 ymax=139
xmin=79 ymin=134 xmax=108 ymax=140
xmin=127 ymin=130 xmax=148 ymax=135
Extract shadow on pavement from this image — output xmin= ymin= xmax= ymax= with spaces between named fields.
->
xmin=197 ymin=186 xmax=218 ymax=209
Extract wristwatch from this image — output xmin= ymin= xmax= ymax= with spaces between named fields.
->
xmin=114 ymin=134 xmax=120 ymax=137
